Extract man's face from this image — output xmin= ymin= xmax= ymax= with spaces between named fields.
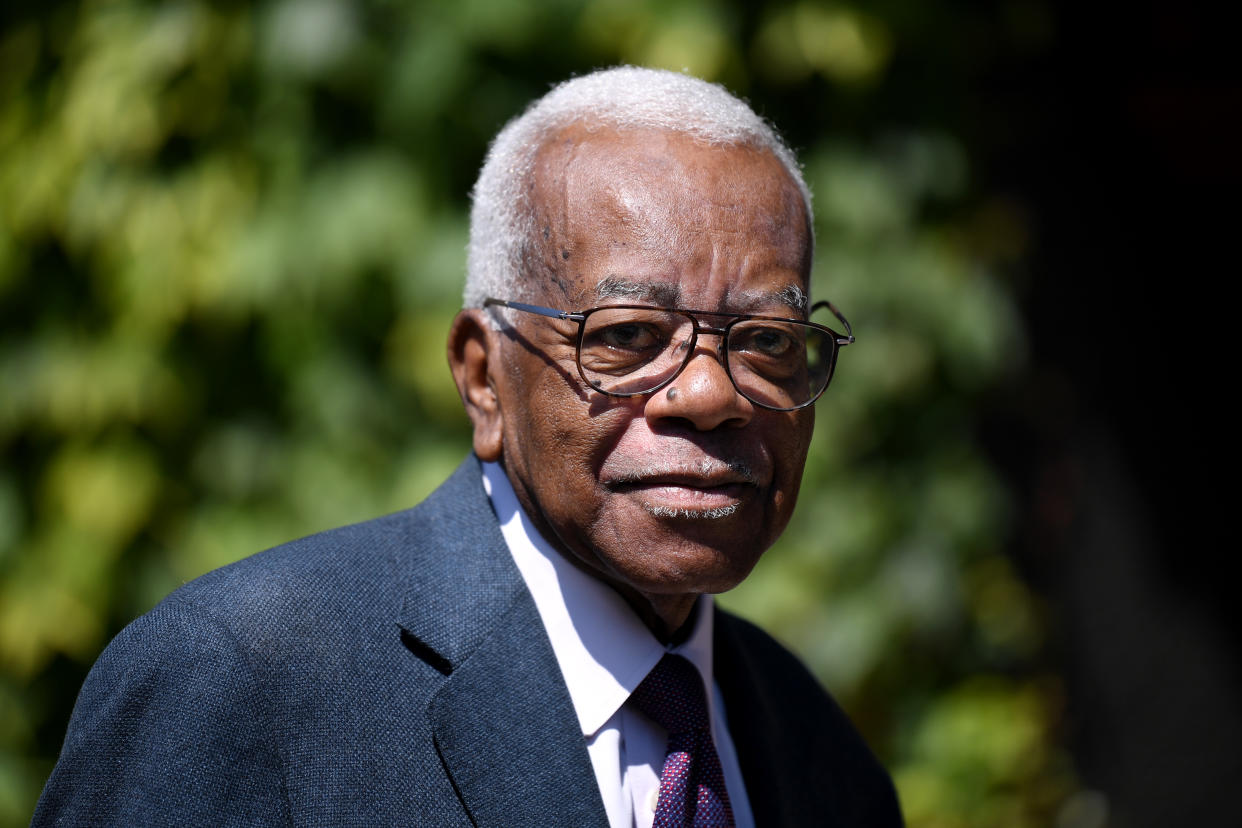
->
xmin=489 ymin=127 xmax=815 ymax=626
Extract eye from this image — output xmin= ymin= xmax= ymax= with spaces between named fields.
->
xmin=735 ymin=325 xmax=797 ymax=358
xmin=593 ymin=322 xmax=662 ymax=351
xmin=579 ymin=309 xmax=685 ymax=381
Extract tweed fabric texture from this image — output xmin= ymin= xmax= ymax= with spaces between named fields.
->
xmin=34 ymin=459 xmax=607 ymax=827
xmin=632 ymin=654 xmax=736 ymax=828
xmin=35 ymin=455 xmax=904 ymax=827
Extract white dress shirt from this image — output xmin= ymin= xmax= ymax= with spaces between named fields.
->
xmin=482 ymin=462 xmax=754 ymax=828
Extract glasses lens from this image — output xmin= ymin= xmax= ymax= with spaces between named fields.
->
xmin=727 ymin=317 xmax=834 ymax=409
xmin=579 ymin=308 xmax=692 ymax=395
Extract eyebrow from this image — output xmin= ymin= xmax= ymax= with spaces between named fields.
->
xmin=593 ymin=277 xmax=680 ymax=307
xmin=593 ymin=277 xmax=808 ymax=314
xmin=770 ymin=285 xmax=809 ymax=312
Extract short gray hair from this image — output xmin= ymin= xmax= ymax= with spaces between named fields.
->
xmin=464 ymin=66 xmax=813 ymax=309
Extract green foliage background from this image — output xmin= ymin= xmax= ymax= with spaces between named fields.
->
xmin=1 ymin=1 xmax=1077 ymax=824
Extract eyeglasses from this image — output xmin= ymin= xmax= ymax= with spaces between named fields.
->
xmin=483 ymin=297 xmax=854 ymax=411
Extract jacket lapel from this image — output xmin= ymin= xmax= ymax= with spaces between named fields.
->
xmin=394 ymin=457 xmax=608 ymax=827
xmin=718 ymin=607 xmax=869 ymax=828
xmin=715 ymin=609 xmax=903 ymax=828
xmin=714 ymin=611 xmax=801 ymax=828
xmin=428 ymin=592 xmax=609 ymax=827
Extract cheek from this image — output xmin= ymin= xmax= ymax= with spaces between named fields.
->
xmin=770 ymin=412 xmax=814 ymax=501
xmin=523 ymin=396 xmax=618 ymax=465
xmin=503 ymin=378 xmax=631 ymax=509
xmin=785 ymin=405 xmax=814 ymax=460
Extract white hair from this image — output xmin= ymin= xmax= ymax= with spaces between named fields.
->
xmin=464 ymin=66 xmax=813 ymax=309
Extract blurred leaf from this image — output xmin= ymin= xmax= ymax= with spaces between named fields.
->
xmin=0 ymin=1 xmax=1075 ymax=824
xmin=754 ymin=3 xmax=892 ymax=85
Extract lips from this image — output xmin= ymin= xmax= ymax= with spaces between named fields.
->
xmin=615 ymin=478 xmax=750 ymax=501
xmin=603 ymin=462 xmax=759 ymax=514
xmin=603 ymin=458 xmax=756 ymax=487
xmin=610 ymin=470 xmax=751 ymax=488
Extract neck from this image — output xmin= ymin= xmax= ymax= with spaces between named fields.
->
xmin=537 ymin=530 xmax=701 ymax=643
xmin=499 ymin=459 xmax=704 ymax=644
xmin=627 ymin=591 xmax=700 ymax=645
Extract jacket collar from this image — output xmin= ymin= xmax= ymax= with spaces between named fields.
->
xmin=393 ymin=456 xmax=526 ymax=668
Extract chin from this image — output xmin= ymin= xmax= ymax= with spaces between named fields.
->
xmin=621 ymin=530 xmax=766 ymax=597
xmin=584 ymin=495 xmax=776 ymax=597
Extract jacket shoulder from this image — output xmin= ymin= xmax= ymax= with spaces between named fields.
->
xmin=158 ymin=454 xmax=492 ymax=638
xmin=36 ymin=457 xmax=498 ymax=825
xmin=34 ymin=597 xmax=291 ymax=825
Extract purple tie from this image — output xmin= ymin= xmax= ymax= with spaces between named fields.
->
xmin=630 ymin=654 xmax=736 ymax=828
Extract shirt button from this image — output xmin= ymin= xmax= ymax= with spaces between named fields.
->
xmin=648 ymin=787 xmax=661 ymax=812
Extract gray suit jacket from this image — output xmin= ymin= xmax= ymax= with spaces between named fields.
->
xmin=34 ymin=457 xmax=901 ymax=826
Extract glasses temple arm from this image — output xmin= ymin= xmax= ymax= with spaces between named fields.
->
xmin=819 ymin=299 xmax=855 ymax=345
xmin=482 ymin=298 xmax=585 ymax=322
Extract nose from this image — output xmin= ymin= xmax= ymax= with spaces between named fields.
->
xmin=643 ymin=342 xmax=754 ymax=431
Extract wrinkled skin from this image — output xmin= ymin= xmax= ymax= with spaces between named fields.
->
xmin=449 ymin=126 xmax=815 ymax=640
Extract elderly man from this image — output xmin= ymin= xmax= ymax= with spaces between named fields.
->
xmin=35 ymin=67 xmax=901 ymax=827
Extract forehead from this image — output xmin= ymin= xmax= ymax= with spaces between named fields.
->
xmin=528 ymin=125 xmax=811 ymax=311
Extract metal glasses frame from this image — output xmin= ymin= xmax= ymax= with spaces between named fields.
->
xmin=482 ymin=297 xmax=855 ymax=411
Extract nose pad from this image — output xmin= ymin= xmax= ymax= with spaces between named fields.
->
xmin=672 ymin=325 xmax=728 ymax=370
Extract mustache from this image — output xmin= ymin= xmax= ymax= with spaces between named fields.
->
xmin=603 ymin=457 xmax=758 ymax=485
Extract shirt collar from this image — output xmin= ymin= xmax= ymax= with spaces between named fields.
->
xmin=482 ymin=460 xmax=715 ymax=738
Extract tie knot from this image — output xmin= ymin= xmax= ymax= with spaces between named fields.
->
xmin=631 ymin=654 xmax=710 ymax=735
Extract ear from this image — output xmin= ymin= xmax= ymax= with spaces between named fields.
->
xmin=447 ymin=309 xmax=504 ymax=462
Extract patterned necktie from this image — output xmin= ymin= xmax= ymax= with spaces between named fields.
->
xmin=630 ymin=654 xmax=736 ymax=828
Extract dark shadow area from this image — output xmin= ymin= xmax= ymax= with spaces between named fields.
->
xmin=982 ymin=3 xmax=1241 ymax=824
